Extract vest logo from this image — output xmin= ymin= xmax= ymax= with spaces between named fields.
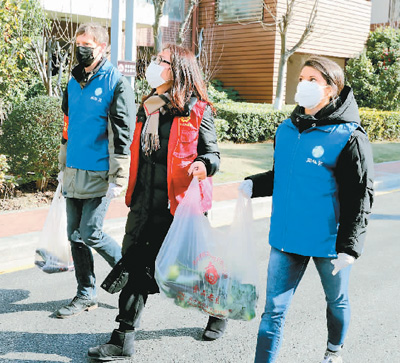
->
xmin=312 ymin=145 xmax=324 ymax=158
xmin=306 ymin=158 xmax=323 ymax=166
xmin=90 ymin=88 xmax=103 ymax=103
xmin=179 ymin=116 xmax=191 ymax=123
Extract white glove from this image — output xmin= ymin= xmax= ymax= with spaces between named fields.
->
xmin=331 ymin=253 xmax=355 ymax=276
xmin=238 ymin=179 xmax=253 ymax=198
xmin=106 ymin=183 xmax=123 ymax=199
xmin=57 ymin=171 xmax=64 ymax=184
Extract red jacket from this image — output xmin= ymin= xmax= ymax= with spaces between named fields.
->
xmin=125 ymin=100 xmax=212 ymax=215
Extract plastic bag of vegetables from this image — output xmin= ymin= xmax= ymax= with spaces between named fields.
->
xmin=155 ymin=177 xmax=258 ymax=321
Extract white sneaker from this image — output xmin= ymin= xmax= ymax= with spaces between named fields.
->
xmin=321 ymin=349 xmax=343 ymax=363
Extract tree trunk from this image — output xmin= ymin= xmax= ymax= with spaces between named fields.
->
xmin=273 ymin=55 xmax=288 ymax=110
xmin=153 ymin=1 xmax=166 ymax=53
xmin=177 ymin=0 xmax=198 ymax=45
xmin=154 ymin=30 xmax=163 ymax=53
xmin=273 ymin=32 xmax=288 ymax=110
xmin=36 ymin=176 xmax=48 ymax=191
xmin=269 ymin=0 xmax=318 ymax=109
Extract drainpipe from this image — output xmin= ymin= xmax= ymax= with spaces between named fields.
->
xmin=111 ymin=0 xmax=122 ymax=67
xmin=125 ymin=0 xmax=136 ymax=86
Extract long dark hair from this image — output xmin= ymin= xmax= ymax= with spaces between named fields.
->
xmin=144 ymin=44 xmax=212 ymax=113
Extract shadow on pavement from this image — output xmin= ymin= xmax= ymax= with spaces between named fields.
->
xmin=0 ymin=289 xmax=116 ymax=316
xmin=0 ymin=331 xmax=109 ymax=363
xmin=136 ymin=327 xmax=204 ymax=341
xmin=0 ymin=328 xmax=205 ymax=362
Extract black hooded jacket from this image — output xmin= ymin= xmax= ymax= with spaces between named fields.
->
xmin=247 ymin=86 xmax=374 ymax=258
xmin=121 ymin=98 xmax=220 ymax=293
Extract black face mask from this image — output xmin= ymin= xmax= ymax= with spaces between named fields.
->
xmin=76 ymin=46 xmax=95 ymax=67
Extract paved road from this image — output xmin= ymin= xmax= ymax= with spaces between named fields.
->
xmin=0 ymin=187 xmax=399 ymax=362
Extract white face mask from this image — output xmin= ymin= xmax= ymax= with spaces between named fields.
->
xmin=294 ymin=80 xmax=327 ymax=109
xmin=145 ymin=61 xmax=167 ymax=89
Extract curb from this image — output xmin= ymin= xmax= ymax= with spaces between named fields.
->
xmin=1 ymin=160 xmax=400 ymax=274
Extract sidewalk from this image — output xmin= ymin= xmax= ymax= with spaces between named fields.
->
xmin=1 ymin=161 xmax=399 ymax=273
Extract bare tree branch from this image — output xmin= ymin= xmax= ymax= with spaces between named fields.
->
xmin=153 ymin=0 xmax=167 ymax=52
xmin=177 ymin=0 xmax=200 ymax=46
xmin=261 ymin=0 xmax=319 ymax=109
xmin=28 ymin=13 xmax=75 ymax=98
xmin=286 ymin=0 xmax=318 ymax=56
xmin=195 ymin=10 xmax=223 ymax=84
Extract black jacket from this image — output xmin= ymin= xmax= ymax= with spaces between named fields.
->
xmin=122 ymin=98 xmax=220 ymax=293
xmin=247 ymin=86 xmax=374 ymax=258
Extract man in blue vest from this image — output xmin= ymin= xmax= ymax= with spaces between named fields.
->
xmin=56 ymin=23 xmax=135 ymax=318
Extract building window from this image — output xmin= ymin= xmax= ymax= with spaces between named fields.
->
xmin=166 ymin=0 xmax=185 ymax=22
xmin=137 ymin=0 xmax=184 ymax=22
xmin=215 ymin=0 xmax=264 ymax=24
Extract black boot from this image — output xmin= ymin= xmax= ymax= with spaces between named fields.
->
xmin=88 ymin=329 xmax=135 ymax=361
xmin=202 ymin=316 xmax=228 ymax=341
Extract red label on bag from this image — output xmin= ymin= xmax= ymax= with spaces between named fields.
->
xmin=205 ymin=262 xmax=220 ymax=285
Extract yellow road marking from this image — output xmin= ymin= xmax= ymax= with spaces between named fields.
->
xmin=0 ymin=264 xmax=35 ymax=275
xmin=375 ymin=188 xmax=400 ymax=196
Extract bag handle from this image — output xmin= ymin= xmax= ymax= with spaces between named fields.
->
xmin=174 ymin=177 xmax=204 ymax=217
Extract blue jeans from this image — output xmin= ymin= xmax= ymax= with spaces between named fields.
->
xmin=255 ymin=247 xmax=351 ymax=363
xmin=66 ymin=197 xmax=122 ymax=299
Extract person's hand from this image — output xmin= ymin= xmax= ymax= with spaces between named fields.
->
xmin=238 ymin=179 xmax=253 ymax=198
xmin=106 ymin=183 xmax=123 ymax=199
xmin=331 ymin=253 xmax=355 ymax=276
xmin=57 ymin=171 xmax=64 ymax=184
xmin=188 ymin=161 xmax=207 ymax=181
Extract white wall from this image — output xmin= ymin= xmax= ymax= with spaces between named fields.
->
xmin=371 ymin=0 xmax=390 ymax=24
xmin=40 ymin=0 xmax=112 ymax=20
xmin=40 ymin=0 xmax=168 ymax=27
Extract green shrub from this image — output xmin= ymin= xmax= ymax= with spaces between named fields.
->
xmin=0 ymin=154 xmax=17 ymax=198
xmin=359 ymin=108 xmax=400 ymax=141
xmin=346 ymin=27 xmax=400 ymax=111
xmin=134 ymin=78 xmax=152 ymax=104
xmin=208 ymin=79 xmax=241 ymax=104
xmin=215 ymin=102 xmax=292 ymax=142
xmin=0 ymin=95 xmax=63 ymax=188
xmin=214 ymin=118 xmax=230 ymax=141
xmin=214 ymin=101 xmax=400 ymax=143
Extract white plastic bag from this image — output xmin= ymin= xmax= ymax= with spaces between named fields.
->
xmin=155 ymin=178 xmax=258 ymax=321
xmin=34 ymin=183 xmax=74 ymax=273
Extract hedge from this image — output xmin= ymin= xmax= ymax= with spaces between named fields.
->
xmin=0 ymin=95 xmax=63 ymax=188
xmin=359 ymin=108 xmax=400 ymax=141
xmin=214 ymin=102 xmax=292 ymax=143
xmin=214 ymin=102 xmax=400 ymax=143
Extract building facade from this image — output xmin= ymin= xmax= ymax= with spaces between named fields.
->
xmin=41 ymin=0 xmax=372 ymax=104
xmin=196 ymin=0 xmax=372 ymax=103
xmin=371 ymin=0 xmax=400 ymax=29
xmin=40 ymin=0 xmax=185 ymax=59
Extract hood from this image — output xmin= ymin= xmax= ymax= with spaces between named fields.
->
xmin=290 ymin=86 xmax=360 ymax=133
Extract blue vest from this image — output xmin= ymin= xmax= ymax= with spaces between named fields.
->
xmin=269 ymin=118 xmax=359 ymax=257
xmin=66 ymin=60 xmax=122 ymax=171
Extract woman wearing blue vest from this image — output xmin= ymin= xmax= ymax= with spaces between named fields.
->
xmin=239 ymin=56 xmax=374 ymax=363
xmin=88 ymin=44 xmax=222 ymax=361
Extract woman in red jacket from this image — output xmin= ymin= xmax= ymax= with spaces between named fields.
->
xmin=88 ymin=44 xmax=222 ymax=361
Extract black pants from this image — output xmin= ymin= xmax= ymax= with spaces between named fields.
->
xmin=116 ymin=277 xmax=148 ymax=329
xmin=116 ymin=211 xmax=173 ymax=328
